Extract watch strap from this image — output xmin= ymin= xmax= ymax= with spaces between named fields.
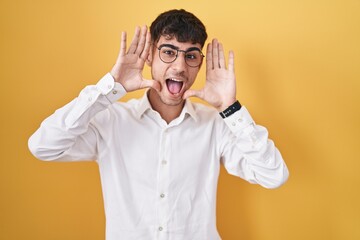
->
xmin=219 ymin=100 xmax=242 ymax=118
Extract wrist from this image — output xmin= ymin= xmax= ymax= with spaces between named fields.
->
xmin=217 ymin=98 xmax=237 ymax=112
xmin=110 ymin=69 xmax=120 ymax=83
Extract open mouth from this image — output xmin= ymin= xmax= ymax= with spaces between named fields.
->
xmin=166 ymin=78 xmax=184 ymax=95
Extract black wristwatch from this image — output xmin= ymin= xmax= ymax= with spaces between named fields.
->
xmin=219 ymin=100 xmax=242 ymax=118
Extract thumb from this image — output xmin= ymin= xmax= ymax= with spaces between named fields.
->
xmin=140 ymin=78 xmax=161 ymax=92
xmin=183 ymin=89 xmax=204 ymax=100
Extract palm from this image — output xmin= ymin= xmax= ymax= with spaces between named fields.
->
xmin=110 ymin=26 xmax=159 ymax=92
xmin=204 ymin=65 xmax=236 ymax=109
xmin=112 ymin=54 xmax=146 ymax=91
xmin=184 ymin=39 xmax=236 ymax=111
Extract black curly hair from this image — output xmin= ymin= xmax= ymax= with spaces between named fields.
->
xmin=150 ymin=9 xmax=208 ymax=48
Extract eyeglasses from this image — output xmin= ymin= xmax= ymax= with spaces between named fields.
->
xmin=157 ymin=44 xmax=204 ymax=68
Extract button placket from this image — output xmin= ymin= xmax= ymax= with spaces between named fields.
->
xmin=156 ymin=128 xmax=171 ymax=234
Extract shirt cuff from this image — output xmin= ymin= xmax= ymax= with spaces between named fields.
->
xmin=223 ymin=106 xmax=255 ymax=133
xmin=96 ymin=73 xmax=127 ymax=103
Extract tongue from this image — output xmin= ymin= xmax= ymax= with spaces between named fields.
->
xmin=167 ymin=80 xmax=182 ymax=94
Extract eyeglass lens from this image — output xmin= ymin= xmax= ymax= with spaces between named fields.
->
xmin=158 ymin=46 xmax=203 ymax=67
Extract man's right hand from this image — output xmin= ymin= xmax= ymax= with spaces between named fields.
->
xmin=110 ymin=26 xmax=160 ymax=92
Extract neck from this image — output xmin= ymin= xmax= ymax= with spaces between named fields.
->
xmin=148 ymin=89 xmax=185 ymax=124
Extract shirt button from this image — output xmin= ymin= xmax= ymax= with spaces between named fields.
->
xmin=238 ymin=118 xmax=243 ymax=122
xmin=160 ymin=193 xmax=165 ymax=198
xmin=88 ymin=97 xmax=92 ymax=101
xmin=112 ymin=90 xmax=118 ymax=95
xmin=161 ymin=160 xmax=167 ymax=165
xmin=232 ymin=122 xmax=236 ymax=126
xmin=158 ymin=226 xmax=163 ymax=231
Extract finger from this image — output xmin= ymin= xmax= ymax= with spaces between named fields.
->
xmin=218 ymin=42 xmax=225 ymax=69
xmin=140 ymin=79 xmax=161 ymax=92
xmin=212 ymin=39 xmax=219 ymax=68
xmin=228 ymin=50 xmax=234 ymax=72
xmin=206 ymin=43 xmax=213 ymax=70
xmin=119 ymin=31 xmax=127 ymax=57
xmin=127 ymin=26 xmax=140 ymax=54
xmin=135 ymin=25 xmax=147 ymax=55
xmin=183 ymin=89 xmax=204 ymax=100
xmin=140 ymin=30 xmax=151 ymax=60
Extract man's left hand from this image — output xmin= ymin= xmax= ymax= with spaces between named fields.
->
xmin=183 ymin=39 xmax=237 ymax=111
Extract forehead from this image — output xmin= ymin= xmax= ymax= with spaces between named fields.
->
xmin=156 ymin=35 xmax=202 ymax=50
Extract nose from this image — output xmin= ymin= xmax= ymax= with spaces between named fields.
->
xmin=171 ymin=52 xmax=187 ymax=72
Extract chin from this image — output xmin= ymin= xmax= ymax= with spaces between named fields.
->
xmin=160 ymin=92 xmax=185 ymax=106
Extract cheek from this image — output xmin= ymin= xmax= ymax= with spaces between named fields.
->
xmin=188 ymin=69 xmax=200 ymax=84
xmin=151 ymin=61 xmax=166 ymax=81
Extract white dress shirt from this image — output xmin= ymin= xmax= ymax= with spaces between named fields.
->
xmin=28 ymin=73 xmax=289 ymax=240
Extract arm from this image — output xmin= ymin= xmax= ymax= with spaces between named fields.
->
xmin=219 ymin=107 xmax=289 ymax=189
xmin=28 ymin=26 xmax=157 ymax=161
xmin=28 ymin=75 xmax=126 ymax=161
xmin=184 ymin=39 xmax=289 ymax=188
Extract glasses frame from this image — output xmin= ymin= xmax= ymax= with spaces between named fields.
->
xmin=157 ymin=44 xmax=205 ymax=68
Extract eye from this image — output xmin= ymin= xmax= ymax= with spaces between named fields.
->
xmin=185 ymin=52 xmax=198 ymax=60
xmin=162 ymin=48 xmax=177 ymax=56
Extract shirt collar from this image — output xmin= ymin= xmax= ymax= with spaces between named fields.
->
xmin=135 ymin=91 xmax=152 ymax=119
xmin=135 ymin=91 xmax=198 ymax=123
xmin=182 ymin=98 xmax=198 ymax=122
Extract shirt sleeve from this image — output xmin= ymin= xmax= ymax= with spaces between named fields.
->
xmin=28 ymin=73 xmax=126 ymax=162
xmin=219 ymin=106 xmax=289 ymax=189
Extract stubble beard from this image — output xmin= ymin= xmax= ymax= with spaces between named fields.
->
xmin=158 ymin=89 xmax=185 ymax=107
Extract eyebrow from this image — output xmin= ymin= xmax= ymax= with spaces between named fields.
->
xmin=158 ymin=44 xmax=201 ymax=52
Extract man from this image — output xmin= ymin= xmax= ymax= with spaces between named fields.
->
xmin=29 ymin=9 xmax=288 ymax=240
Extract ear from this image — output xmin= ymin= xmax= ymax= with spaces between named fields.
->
xmin=146 ymin=46 xmax=154 ymax=67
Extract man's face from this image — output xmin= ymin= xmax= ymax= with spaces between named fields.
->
xmin=148 ymin=36 xmax=203 ymax=106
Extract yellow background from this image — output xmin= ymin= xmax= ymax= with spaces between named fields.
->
xmin=1 ymin=0 xmax=359 ymax=239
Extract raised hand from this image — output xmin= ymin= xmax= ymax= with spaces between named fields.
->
xmin=183 ymin=39 xmax=236 ymax=111
xmin=110 ymin=26 xmax=160 ymax=92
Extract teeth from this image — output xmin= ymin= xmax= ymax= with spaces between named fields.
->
xmin=168 ymin=78 xmax=183 ymax=82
